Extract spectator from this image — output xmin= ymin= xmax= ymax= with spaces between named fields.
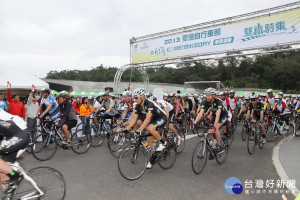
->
xmin=27 ymin=88 xmax=40 ymax=132
xmin=7 ymin=83 xmax=26 ymax=120
xmin=72 ymin=96 xmax=81 ymax=115
xmin=0 ymin=94 xmax=8 ymax=111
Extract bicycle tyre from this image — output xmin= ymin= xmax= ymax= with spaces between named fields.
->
xmin=247 ymin=131 xmax=256 ymax=155
xmin=71 ymin=129 xmax=91 ymax=154
xmin=31 ymin=133 xmax=57 ymax=161
xmin=108 ymin=132 xmax=131 ymax=158
xmin=176 ymin=127 xmax=186 ymax=154
xmin=265 ymin=126 xmax=276 ymax=142
xmin=118 ymin=144 xmax=148 ymax=181
xmin=216 ymin=138 xmax=228 ymax=164
xmin=13 ymin=167 xmax=66 ymax=200
xmin=90 ymin=126 xmax=105 ymax=147
xmin=157 ymin=140 xmax=177 ymax=169
xmin=241 ymin=124 xmax=247 ymax=141
xmin=191 ymin=139 xmax=207 ymax=174
xmin=284 ymin=122 xmax=296 ymax=140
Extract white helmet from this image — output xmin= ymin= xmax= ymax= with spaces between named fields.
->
xmin=122 ymin=91 xmax=132 ymax=97
xmin=204 ymin=88 xmax=217 ymax=95
xmin=132 ymin=88 xmax=145 ymax=97
xmin=250 ymin=94 xmax=257 ymax=100
xmin=245 ymin=95 xmax=250 ymax=100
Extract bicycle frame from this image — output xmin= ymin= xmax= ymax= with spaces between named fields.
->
xmin=8 ymin=162 xmax=44 ymax=200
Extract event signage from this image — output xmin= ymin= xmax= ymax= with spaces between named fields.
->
xmin=132 ymin=8 xmax=300 ymax=63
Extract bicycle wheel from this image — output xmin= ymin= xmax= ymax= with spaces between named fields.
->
xmin=241 ymin=124 xmax=247 ymax=141
xmin=232 ymin=121 xmax=237 ymax=132
xmin=13 ymin=167 xmax=66 ymax=200
xmin=225 ymin=131 xmax=234 ymax=146
xmin=32 ymin=133 xmax=57 ymax=161
xmin=71 ymin=129 xmax=91 ymax=154
xmin=157 ymin=140 xmax=177 ymax=169
xmin=247 ymin=131 xmax=256 ymax=155
xmin=258 ymin=133 xmax=264 ymax=149
xmin=283 ymin=122 xmax=296 ymax=140
xmin=90 ymin=126 xmax=105 ymax=147
xmin=176 ymin=127 xmax=186 ymax=154
xmin=191 ymin=139 xmax=207 ymax=174
xmin=118 ymin=144 xmax=148 ymax=181
xmin=266 ymin=126 xmax=276 ymax=142
xmin=216 ymin=138 xmax=228 ymax=164
xmin=108 ymin=132 xmax=131 ymax=158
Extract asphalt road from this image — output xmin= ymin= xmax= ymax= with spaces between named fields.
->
xmin=15 ymin=125 xmax=296 ymax=200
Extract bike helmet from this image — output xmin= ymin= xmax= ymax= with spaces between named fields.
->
xmin=229 ymin=90 xmax=235 ymax=94
xmin=267 ymin=89 xmax=273 ymax=93
xmin=132 ymin=88 xmax=145 ymax=98
xmin=41 ymin=88 xmax=50 ymax=94
xmin=261 ymin=94 xmax=267 ymax=97
xmin=204 ymin=88 xmax=217 ymax=95
xmin=122 ymin=91 xmax=132 ymax=97
xmin=250 ymin=94 xmax=257 ymax=100
xmin=168 ymin=93 xmax=176 ymax=98
xmin=245 ymin=95 xmax=250 ymax=100
xmin=218 ymin=92 xmax=223 ymax=96
xmin=88 ymin=95 xmax=94 ymax=100
xmin=278 ymin=92 xmax=283 ymax=96
xmin=58 ymin=93 xmax=70 ymax=99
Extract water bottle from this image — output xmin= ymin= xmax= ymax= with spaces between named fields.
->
xmin=212 ymin=140 xmax=217 ymax=149
xmin=208 ymin=139 xmax=213 ymax=147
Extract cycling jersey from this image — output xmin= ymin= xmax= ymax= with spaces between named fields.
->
xmin=0 ymin=109 xmax=30 ymax=162
xmin=157 ymin=100 xmax=173 ymax=112
xmin=40 ymin=95 xmax=60 ymax=120
xmin=226 ymin=96 xmax=237 ymax=112
xmin=248 ymin=102 xmax=265 ymax=118
xmin=135 ymin=99 xmax=166 ymax=120
xmin=170 ymin=99 xmax=184 ymax=113
xmin=201 ymin=98 xmax=228 ymax=118
xmin=273 ymin=101 xmax=291 ymax=115
xmin=265 ymin=96 xmax=275 ymax=110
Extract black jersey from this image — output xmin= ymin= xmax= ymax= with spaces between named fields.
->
xmin=135 ymin=99 xmax=166 ymax=120
xmin=201 ymin=98 xmax=228 ymax=117
xmin=248 ymin=102 xmax=264 ymax=116
xmin=0 ymin=109 xmax=27 ymax=138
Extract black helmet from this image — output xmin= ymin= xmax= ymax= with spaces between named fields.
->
xmin=58 ymin=93 xmax=70 ymax=99
xmin=41 ymin=88 xmax=50 ymax=94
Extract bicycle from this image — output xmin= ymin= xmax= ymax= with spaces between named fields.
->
xmin=247 ymin=121 xmax=265 ymax=155
xmin=241 ymin=119 xmax=251 ymax=141
xmin=76 ymin=116 xmax=105 ymax=148
xmin=265 ymin=114 xmax=296 ymax=142
xmin=31 ymin=119 xmax=91 ymax=161
xmin=0 ymin=149 xmax=66 ymax=200
xmin=191 ymin=126 xmax=228 ymax=174
xmin=118 ymin=131 xmax=177 ymax=180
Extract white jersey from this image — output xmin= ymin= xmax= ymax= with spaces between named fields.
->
xmin=157 ymin=100 xmax=173 ymax=112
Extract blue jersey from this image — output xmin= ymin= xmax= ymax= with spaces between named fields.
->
xmin=41 ymin=96 xmax=60 ymax=120
xmin=237 ymin=99 xmax=242 ymax=109
xmin=0 ymin=101 xmax=7 ymax=110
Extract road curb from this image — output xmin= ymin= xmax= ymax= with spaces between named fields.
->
xmin=272 ymin=139 xmax=300 ymax=197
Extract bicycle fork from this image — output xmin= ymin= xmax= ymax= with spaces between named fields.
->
xmin=9 ymin=163 xmax=45 ymax=199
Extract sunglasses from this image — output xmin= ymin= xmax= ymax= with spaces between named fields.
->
xmin=251 ymin=99 xmax=256 ymax=101
xmin=134 ymin=96 xmax=139 ymax=100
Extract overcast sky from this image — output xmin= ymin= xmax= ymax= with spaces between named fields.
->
xmin=0 ymin=0 xmax=296 ymax=78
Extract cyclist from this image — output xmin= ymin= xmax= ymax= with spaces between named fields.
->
xmin=80 ymin=96 xmax=94 ymax=132
xmin=226 ymin=90 xmax=237 ymax=132
xmin=245 ymin=94 xmax=266 ymax=143
xmin=94 ymin=92 xmax=118 ymax=120
xmin=53 ymin=93 xmax=78 ymax=148
xmin=151 ymin=96 xmax=183 ymax=145
xmin=273 ymin=95 xmax=291 ymax=131
xmin=169 ymin=93 xmax=184 ymax=118
xmin=120 ymin=91 xmax=134 ymax=121
xmin=92 ymin=94 xmax=103 ymax=127
xmin=260 ymin=94 xmax=267 ymax=105
xmin=35 ymin=88 xmax=60 ymax=120
xmin=0 ymin=109 xmax=30 ymax=193
xmin=192 ymin=88 xmax=228 ymax=153
xmin=264 ymin=89 xmax=276 ymax=111
xmin=239 ymin=95 xmax=250 ymax=120
xmin=125 ymin=88 xmax=168 ymax=168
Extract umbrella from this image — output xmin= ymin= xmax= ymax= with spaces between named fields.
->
xmin=254 ymin=91 xmax=260 ymax=95
xmin=51 ymin=90 xmax=59 ymax=96
xmin=60 ymin=90 xmax=68 ymax=94
xmin=90 ymin=92 xmax=99 ymax=97
xmin=70 ymin=91 xmax=81 ymax=97
xmin=237 ymin=91 xmax=245 ymax=97
xmin=179 ymin=92 xmax=185 ymax=97
xmin=81 ymin=91 xmax=90 ymax=96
